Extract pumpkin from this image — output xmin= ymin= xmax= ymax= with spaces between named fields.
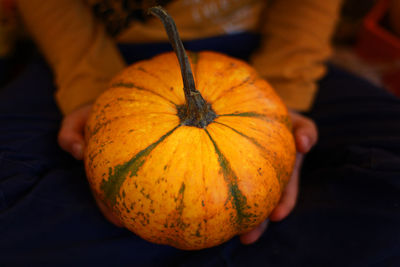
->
xmin=84 ymin=6 xmax=296 ymax=250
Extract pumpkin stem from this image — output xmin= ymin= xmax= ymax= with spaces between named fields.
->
xmin=149 ymin=6 xmax=216 ymax=128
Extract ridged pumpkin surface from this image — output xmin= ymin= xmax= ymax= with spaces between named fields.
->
xmin=84 ymin=51 xmax=296 ymax=250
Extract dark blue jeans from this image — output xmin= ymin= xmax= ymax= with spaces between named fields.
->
xmin=1 ymin=34 xmax=399 ymax=266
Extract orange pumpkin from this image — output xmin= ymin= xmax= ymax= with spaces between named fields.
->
xmin=84 ymin=7 xmax=295 ymax=250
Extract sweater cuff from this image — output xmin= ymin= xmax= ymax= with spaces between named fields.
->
xmin=268 ymin=80 xmax=318 ymax=112
xmin=55 ymin=78 xmax=109 ymax=115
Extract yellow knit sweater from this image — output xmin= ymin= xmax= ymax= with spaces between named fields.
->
xmin=17 ymin=0 xmax=342 ymax=114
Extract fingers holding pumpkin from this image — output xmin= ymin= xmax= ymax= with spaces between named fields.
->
xmin=239 ymin=112 xmax=317 ymax=244
xmin=269 ymin=111 xmax=318 ymax=221
xmin=58 ymin=104 xmax=92 ymax=160
xmin=239 ymin=219 xmax=269 ymax=245
xmin=239 ymin=154 xmax=302 ymax=244
xmin=268 ymin=153 xmax=303 ymax=222
xmin=290 ymin=111 xmax=318 ymax=154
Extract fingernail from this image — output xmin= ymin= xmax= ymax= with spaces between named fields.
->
xmin=261 ymin=219 xmax=270 ymax=232
xmin=72 ymin=143 xmax=83 ymax=160
xmin=300 ymin=135 xmax=310 ymax=152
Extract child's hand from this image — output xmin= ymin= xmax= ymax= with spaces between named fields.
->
xmin=240 ymin=111 xmax=318 ymax=245
xmin=58 ymin=104 xmax=92 ymax=160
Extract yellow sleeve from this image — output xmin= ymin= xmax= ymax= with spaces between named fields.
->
xmin=17 ymin=0 xmax=126 ymax=114
xmin=251 ymin=0 xmax=342 ymax=111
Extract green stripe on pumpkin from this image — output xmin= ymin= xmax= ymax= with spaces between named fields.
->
xmin=175 ymin=182 xmax=189 ymax=231
xmin=211 ymin=77 xmax=251 ymax=103
xmin=219 ymin=112 xmax=292 ymax=130
xmin=219 ymin=112 xmax=269 ymax=119
xmin=213 ymin=121 xmax=264 ymax=150
xmin=204 ymin=129 xmax=253 ymax=227
xmin=101 ymin=125 xmax=180 ymax=207
xmin=111 ymin=81 xmax=177 ymax=106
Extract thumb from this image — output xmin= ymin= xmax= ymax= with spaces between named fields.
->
xmin=290 ymin=112 xmax=318 ymax=154
xmin=57 ymin=105 xmax=91 ymax=160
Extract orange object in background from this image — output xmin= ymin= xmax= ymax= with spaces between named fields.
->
xmin=355 ymin=0 xmax=400 ymax=97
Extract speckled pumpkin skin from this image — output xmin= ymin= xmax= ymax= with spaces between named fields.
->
xmin=84 ymin=51 xmax=296 ymax=250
